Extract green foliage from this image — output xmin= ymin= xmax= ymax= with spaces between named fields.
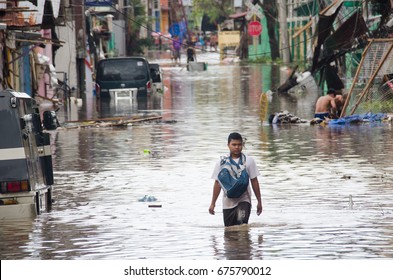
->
xmin=369 ymin=0 xmax=392 ymax=18
xmin=126 ymin=0 xmax=149 ymax=55
xmin=358 ymin=99 xmax=393 ymax=113
xmin=243 ymin=57 xmax=274 ymax=63
xmin=192 ymin=0 xmax=234 ymax=23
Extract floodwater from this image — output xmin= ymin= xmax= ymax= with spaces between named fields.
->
xmin=1 ymin=51 xmax=393 ymax=260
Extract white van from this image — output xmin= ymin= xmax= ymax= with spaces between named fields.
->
xmin=0 ymin=90 xmax=55 ymax=220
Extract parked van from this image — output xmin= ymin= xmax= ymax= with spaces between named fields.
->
xmin=0 ymin=90 xmax=55 ymax=220
xmin=95 ymin=57 xmax=160 ymax=100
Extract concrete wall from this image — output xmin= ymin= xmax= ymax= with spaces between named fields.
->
xmin=54 ymin=24 xmax=77 ymax=90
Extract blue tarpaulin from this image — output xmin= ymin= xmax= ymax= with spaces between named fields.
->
xmin=85 ymin=0 xmax=112 ymax=7
xmin=328 ymin=112 xmax=388 ymax=125
xmin=169 ymin=21 xmax=187 ymax=38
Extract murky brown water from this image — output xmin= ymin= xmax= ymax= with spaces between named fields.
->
xmin=1 ymin=52 xmax=393 ymax=259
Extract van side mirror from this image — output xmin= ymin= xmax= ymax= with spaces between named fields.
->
xmin=32 ymin=113 xmax=43 ymax=133
xmin=43 ymin=111 xmax=59 ymax=130
xmin=150 ymin=68 xmax=161 ymax=83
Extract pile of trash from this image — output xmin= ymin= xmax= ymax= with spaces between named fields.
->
xmin=268 ymin=111 xmax=308 ymax=124
xmin=138 ymin=195 xmax=157 ymax=202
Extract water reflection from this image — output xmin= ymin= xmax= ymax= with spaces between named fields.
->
xmin=211 ymin=225 xmax=264 ymax=260
xmin=0 ymin=220 xmax=34 ymax=259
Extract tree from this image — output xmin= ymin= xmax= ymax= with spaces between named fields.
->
xmin=125 ymin=0 xmax=151 ymax=56
xmin=369 ymin=0 xmax=392 ymax=24
xmin=194 ymin=0 xmax=280 ymax=60
xmin=368 ymin=0 xmax=393 ymax=37
xmin=259 ymin=0 xmax=280 ymax=60
xmin=192 ymin=0 xmax=234 ymax=25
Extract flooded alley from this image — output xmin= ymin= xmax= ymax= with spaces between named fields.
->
xmin=1 ymin=52 xmax=393 ymax=260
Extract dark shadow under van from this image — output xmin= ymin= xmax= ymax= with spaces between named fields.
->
xmin=95 ymin=57 xmax=154 ymax=100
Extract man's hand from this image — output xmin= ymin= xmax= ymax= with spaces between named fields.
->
xmin=209 ymin=204 xmax=215 ymax=215
xmin=256 ymin=202 xmax=262 ymax=215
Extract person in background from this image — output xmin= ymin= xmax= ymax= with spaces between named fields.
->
xmin=199 ymin=33 xmax=205 ymax=51
xmin=210 ymin=33 xmax=218 ymax=51
xmin=191 ymin=33 xmax=198 ymax=45
xmin=315 ymin=88 xmax=338 ymax=119
xmin=172 ymin=36 xmax=181 ymax=65
xmin=209 ymin=132 xmax=263 ymax=227
xmin=186 ymin=42 xmax=196 ymax=63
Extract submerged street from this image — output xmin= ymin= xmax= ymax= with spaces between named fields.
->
xmin=1 ymin=52 xmax=393 ymax=259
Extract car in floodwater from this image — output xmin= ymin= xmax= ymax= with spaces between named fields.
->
xmin=95 ymin=57 xmax=162 ymax=101
xmin=0 ymin=89 xmax=56 ymax=220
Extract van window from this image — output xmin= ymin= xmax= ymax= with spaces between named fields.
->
xmin=97 ymin=59 xmax=148 ymax=82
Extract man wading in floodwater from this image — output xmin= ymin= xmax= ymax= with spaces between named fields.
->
xmin=315 ymin=88 xmax=338 ymax=119
xmin=209 ymin=132 xmax=263 ymax=226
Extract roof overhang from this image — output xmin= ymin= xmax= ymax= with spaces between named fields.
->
xmin=229 ymin=12 xmax=247 ymax=19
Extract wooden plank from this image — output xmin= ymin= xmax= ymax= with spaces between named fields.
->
xmin=340 ymin=39 xmax=374 ymax=117
xmin=292 ymin=20 xmax=312 ymax=39
xmin=62 ymin=116 xmax=163 ymax=128
xmin=259 ymin=92 xmax=268 ymax=122
xmin=349 ymin=42 xmax=393 ymax=115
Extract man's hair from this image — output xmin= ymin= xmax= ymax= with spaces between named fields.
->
xmin=228 ymin=132 xmax=243 ymax=144
xmin=327 ymin=88 xmax=336 ymax=96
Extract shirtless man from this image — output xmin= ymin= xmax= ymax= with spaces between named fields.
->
xmin=315 ymin=88 xmax=338 ymax=119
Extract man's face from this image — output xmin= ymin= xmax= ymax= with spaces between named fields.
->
xmin=228 ymin=139 xmax=243 ymax=157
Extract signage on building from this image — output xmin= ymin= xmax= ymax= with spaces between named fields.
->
xmin=248 ymin=21 xmax=262 ymax=36
xmin=85 ymin=0 xmax=112 ymax=7
xmin=245 ymin=0 xmax=264 ymax=20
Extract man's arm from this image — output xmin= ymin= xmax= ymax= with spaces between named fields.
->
xmin=209 ymin=180 xmax=221 ymax=215
xmin=250 ymin=177 xmax=262 ymax=215
xmin=330 ymin=98 xmax=338 ymax=117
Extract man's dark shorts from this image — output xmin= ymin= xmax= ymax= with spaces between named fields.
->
xmin=314 ymin=112 xmax=330 ymax=119
xmin=223 ymin=202 xmax=251 ymax=227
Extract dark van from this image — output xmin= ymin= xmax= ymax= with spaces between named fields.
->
xmin=95 ymin=57 xmax=155 ymax=100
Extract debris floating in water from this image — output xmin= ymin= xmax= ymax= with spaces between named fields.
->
xmin=138 ymin=195 xmax=157 ymax=202
xmin=62 ymin=115 xmax=163 ymax=128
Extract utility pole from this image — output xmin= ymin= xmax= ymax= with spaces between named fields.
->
xmin=179 ymin=0 xmax=192 ymax=40
xmin=278 ymin=0 xmax=290 ymax=63
xmin=125 ymin=0 xmax=137 ymax=56
xmin=74 ymin=0 xmax=86 ymax=99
